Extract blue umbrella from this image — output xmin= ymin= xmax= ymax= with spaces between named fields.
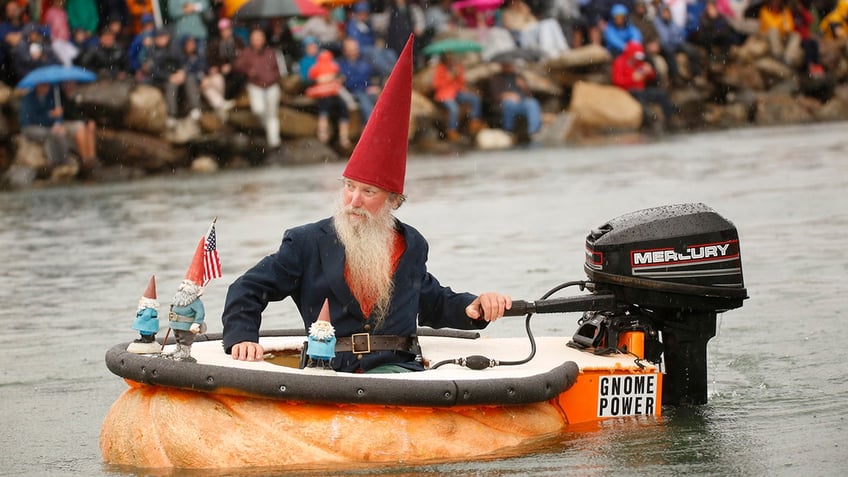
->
xmin=17 ymin=64 xmax=97 ymax=90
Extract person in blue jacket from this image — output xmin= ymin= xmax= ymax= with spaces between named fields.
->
xmin=222 ymin=37 xmax=512 ymax=373
xmin=603 ymin=4 xmax=643 ymax=56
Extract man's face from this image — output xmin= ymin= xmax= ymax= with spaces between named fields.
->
xmin=343 ymin=40 xmax=359 ymax=59
xmin=250 ymin=30 xmax=265 ymax=49
xmin=341 ymin=178 xmax=393 ymax=222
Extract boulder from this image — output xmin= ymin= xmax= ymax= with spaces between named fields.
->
xmin=475 ymin=128 xmax=514 ymax=150
xmin=568 ymin=81 xmax=642 ymax=132
xmin=754 ymin=92 xmax=814 ymax=125
xmin=97 ymin=129 xmax=187 ymax=170
xmin=543 ymin=45 xmax=612 ymax=71
xmin=279 ymin=106 xmax=318 ymax=138
xmin=190 ymin=156 xmax=219 ymax=173
xmin=124 ymin=84 xmax=168 ymax=134
xmin=75 ymin=79 xmax=134 ymax=124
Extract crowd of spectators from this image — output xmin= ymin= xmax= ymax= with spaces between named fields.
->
xmin=1 ymin=0 xmax=846 ymax=167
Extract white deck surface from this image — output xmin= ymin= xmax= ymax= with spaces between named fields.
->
xmin=169 ymin=335 xmax=656 ymax=381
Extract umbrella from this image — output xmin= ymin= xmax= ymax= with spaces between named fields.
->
xmin=423 ymin=38 xmax=483 ymax=56
xmin=231 ymin=0 xmax=326 ymax=20
xmin=16 ymin=64 xmax=96 ymax=90
xmin=451 ymin=0 xmax=504 ymax=11
xmin=312 ymin=0 xmax=358 ymax=6
xmin=489 ymin=48 xmax=544 ymax=64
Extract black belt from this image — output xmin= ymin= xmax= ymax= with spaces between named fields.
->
xmin=334 ymin=333 xmax=415 ymax=354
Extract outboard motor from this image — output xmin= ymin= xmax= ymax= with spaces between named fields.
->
xmin=499 ymin=203 xmax=747 ymax=406
xmin=580 ymin=203 xmax=747 ymax=405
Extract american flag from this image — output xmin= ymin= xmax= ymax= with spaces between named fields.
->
xmin=203 ymin=221 xmax=222 ymax=286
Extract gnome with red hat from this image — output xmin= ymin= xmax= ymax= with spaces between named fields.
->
xmin=222 ymin=36 xmax=512 ymax=372
xmin=166 ymin=238 xmax=208 ymax=362
xmin=127 ymin=275 xmax=161 ymax=354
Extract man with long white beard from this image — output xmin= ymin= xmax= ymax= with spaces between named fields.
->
xmin=221 ymin=36 xmax=512 ymax=373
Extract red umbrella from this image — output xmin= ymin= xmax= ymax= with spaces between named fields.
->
xmin=451 ymin=0 xmax=504 ymax=11
xmin=231 ymin=0 xmax=327 ymax=20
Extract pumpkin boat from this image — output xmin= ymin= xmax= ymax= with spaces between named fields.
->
xmin=101 ymin=203 xmax=747 ymax=469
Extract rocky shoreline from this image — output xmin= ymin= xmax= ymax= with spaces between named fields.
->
xmin=3 ymin=37 xmax=848 ymax=191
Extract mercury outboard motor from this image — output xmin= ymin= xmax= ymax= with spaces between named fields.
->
xmin=500 ymin=203 xmax=747 ymax=406
xmin=580 ymin=203 xmax=747 ymax=405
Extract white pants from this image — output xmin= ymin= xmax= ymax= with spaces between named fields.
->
xmin=246 ymin=83 xmax=281 ymax=148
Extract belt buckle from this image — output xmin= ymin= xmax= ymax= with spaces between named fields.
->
xmin=351 ymin=333 xmax=371 ymax=354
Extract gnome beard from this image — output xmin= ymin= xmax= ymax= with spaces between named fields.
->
xmin=138 ymin=296 xmax=159 ymax=311
xmin=173 ymin=280 xmax=202 ymax=307
xmin=333 ymin=198 xmax=396 ymax=326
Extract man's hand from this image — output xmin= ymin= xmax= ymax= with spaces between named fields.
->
xmin=231 ymin=341 xmax=265 ymax=361
xmin=466 ymin=292 xmax=512 ymax=322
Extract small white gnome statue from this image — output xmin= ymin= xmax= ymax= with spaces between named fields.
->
xmin=127 ymin=275 xmax=161 ymax=354
xmin=306 ymin=299 xmax=336 ymax=369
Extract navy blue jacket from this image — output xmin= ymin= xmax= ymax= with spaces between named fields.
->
xmin=222 ymin=217 xmax=486 ymax=371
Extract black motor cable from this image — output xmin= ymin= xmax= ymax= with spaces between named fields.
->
xmin=429 ymin=280 xmax=589 ymax=370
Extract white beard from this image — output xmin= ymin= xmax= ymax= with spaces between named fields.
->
xmin=333 ymin=199 xmax=397 ymax=326
xmin=138 ymin=297 xmax=159 ymax=311
xmin=173 ymin=280 xmax=202 ymax=307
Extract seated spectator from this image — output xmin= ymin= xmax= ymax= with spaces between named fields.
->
xmin=0 ymin=0 xmax=28 ymax=84
xmin=546 ymin=0 xmax=587 ymax=48
xmin=629 ymin=0 xmax=667 ymax=86
xmin=759 ymin=0 xmax=802 ymax=66
xmin=60 ymin=80 xmax=98 ymax=175
xmin=13 ymin=25 xmax=59 ymax=80
xmin=611 ymin=40 xmax=674 ymax=131
xmin=127 ymin=13 xmax=155 ymax=79
xmin=148 ymin=27 xmax=201 ymax=127
xmin=653 ymin=3 xmax=702 ymax=84
xmin=338 ymin=37 xmax=381 ymax=125
xmin=346 ymin=1 xmax=397 ymax=76
xmin=127 ymin=0 xmax=154 ymax=37
xmin=424 ymin=0 xmax=462 ymax=40
xmin=604 ymin=4 xmax=643 ymax=56
xmin=789 ymin=0 xmax=824 ymax=76
xmin=501 ymin=0 xmax=570 ymax=60
xmin=76 ymin=26 xmax=128 ymax=79
xmin=234 ymin=27 xmax=282 ymax=151
xmin=306 ymin=50 xmax=351 ymax=148
xmin=819 ymin=0 xmax=848 ymax=39
xmin=689 ymin=0 xmax=740 ymax=65
xmin=432 ymin=52 xmax=483 ymax=142
xmin=488 ymin=59 xmax=542 ymax=138
xmin=206 ymin=17 xmax=245 ymax=109
xmin=43 ymin=0 xmax=78 ymax=66
xmin=168 ymin=0 xmax=210 ymax=60
xmin=579 ymin=0 xmax=618 ymax=46
xmin=298 ymin=36 xmax=320 ymax=83
xmin=300 ymin=9 xmax=341 ymax=55
xmin=183 ymin=34 xmax=232 ymax=118
xmin=67 ymin=0 xmax=99 ymax=36
xmin=18 ymin=83 xmax=73 ymax=168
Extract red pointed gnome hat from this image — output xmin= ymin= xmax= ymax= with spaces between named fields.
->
xmin=185 ymin=237 xmax=206 ymax=286
xmin=143 ymin=275 xmax=157 ymax=299
xmin=342 ymin=35 xmax=414 ymax=195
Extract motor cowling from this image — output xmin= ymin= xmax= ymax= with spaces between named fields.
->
xmin=581 ymin=203 xmax=747 ymax=405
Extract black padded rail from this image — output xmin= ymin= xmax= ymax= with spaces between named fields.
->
xmin=105 ymin=330 xmax=578 ymax=407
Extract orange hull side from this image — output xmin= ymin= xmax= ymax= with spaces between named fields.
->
xmin=100 ymin=381 xmax=569 ymax=469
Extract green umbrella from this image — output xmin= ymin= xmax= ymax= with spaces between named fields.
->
xmin=423 ymin=38 xmax=483 ymax=56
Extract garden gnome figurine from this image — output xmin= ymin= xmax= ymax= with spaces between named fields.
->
xmin=127 ymin=275 xmax=161 ymax=354
xmin=306 ymin=298 xmax=336 ymax=369
xmin=166 ymin=238 xmax=208 ymax=362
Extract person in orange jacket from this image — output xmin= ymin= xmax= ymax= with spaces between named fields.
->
xmin=432 ymin=53 xmax=483 ymax=142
